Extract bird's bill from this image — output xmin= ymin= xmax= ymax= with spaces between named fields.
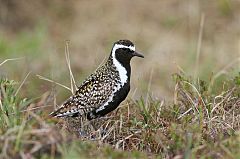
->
xmin=133 ymin=51 xmax=144 ymax=58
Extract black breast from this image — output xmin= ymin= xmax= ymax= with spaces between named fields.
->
xmin=87 ymin=82 xmax=130 ymax=120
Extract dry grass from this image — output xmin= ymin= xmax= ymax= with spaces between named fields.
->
xmin=0 ymin=70 xmax=239 ymax=158
xmin=63 ymin=72 xmax=240 ymax=158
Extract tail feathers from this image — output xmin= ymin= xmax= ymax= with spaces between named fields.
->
xmin=49 ymin=97 xmax=80 ymax=117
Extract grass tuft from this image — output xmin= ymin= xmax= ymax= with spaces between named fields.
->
xmin=0 ymin=71 xmax=240 ymax=158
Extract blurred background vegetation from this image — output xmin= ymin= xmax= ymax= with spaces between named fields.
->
xmin=0 ymin=0 xmax=239 ymax=103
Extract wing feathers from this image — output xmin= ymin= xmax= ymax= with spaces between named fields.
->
xmin=50 ymin=71 xmax=116 ymax=118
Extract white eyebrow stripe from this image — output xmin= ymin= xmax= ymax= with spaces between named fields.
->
xmin=112 ymin=44 xmax=135 ymax=53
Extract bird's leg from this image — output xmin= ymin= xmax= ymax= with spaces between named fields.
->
xmin=90 ymin=116 xmax=113 ymax=137
xmin=77 ymin=116 xmax=101 ymax=140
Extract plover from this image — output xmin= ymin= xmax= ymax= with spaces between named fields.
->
xmin=50 ymin=39 xmax=144 ymax=120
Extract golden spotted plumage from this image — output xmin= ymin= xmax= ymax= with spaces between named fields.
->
xmin=50 ymin=39 xmax=144 ymax=120
xmin=50 ymin=59 xmax=120 ymax=117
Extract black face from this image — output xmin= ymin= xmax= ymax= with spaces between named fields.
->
xmin=113 ymin=39 xmax=144 ymax=63
xmin=115 ymin=47 xmax=135 ymax=62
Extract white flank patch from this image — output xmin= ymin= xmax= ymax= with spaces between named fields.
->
xmin=96 ymin=85 xmax=120 ymax=113
xmin=96 ymin=44 xmax=135 ymax=113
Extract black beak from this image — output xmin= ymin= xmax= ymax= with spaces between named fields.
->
xmin=133 ymin=51 xmax=144 ymax=58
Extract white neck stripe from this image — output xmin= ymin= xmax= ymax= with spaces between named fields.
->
xmin=111 ymin=44 xmax=133 ymax=86
xmin=95 ymin=44 xmax=134 ymax=113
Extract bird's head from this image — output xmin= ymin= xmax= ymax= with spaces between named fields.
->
xmin=111 ymin=40 xmax=144 ymax=63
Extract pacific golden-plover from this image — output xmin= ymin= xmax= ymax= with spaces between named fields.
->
xmin=50 ymin=39 xmax=144 ymax=120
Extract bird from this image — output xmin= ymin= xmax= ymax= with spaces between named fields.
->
xmin=50 ymin=39 xmax=144 ymax=120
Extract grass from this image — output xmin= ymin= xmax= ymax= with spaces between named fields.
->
xmin=0 ymin=65 xmax=239 ymax=158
